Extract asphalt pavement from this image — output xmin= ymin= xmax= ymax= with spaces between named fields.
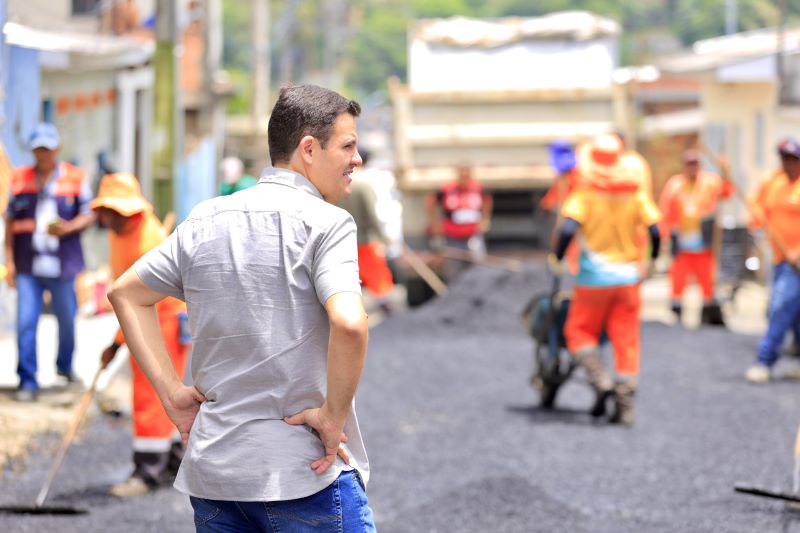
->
xmin=2 ymin=262 xmax=800 ymax=532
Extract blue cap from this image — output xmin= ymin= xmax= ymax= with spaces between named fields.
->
xmin=28 ymin=123 xmax=60 ymax=150
xmin=549 ymin=140 xmax=576 ymax=174
xmin=778 ymin=137 xmax=800 ymax=158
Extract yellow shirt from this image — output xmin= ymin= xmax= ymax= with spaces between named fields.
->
xmin=562 ymin=186 xmax=661 ymax=286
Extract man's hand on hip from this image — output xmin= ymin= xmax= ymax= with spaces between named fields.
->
xmin=164 ymin=385 xmax=206 ymax=446
xmin=284 ymin=407 xmax=350 ymax=475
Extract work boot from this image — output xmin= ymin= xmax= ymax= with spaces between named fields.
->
xmin=700 ymin=303 xmax=726 ymax=327
xmin=13 ymin=387 xmax=37 ymax=403
xmin=109 ymin=476 xmax=152 ymax=498
xmin=745 ymin=364 xmax=771 ymax=384
xmin=166 ymin=441 xmax=185 ymax=479
xmin=573 ymin=348 xmax=613 ymax=417
xmin=609 ymin=382 xmax=637 ymax=426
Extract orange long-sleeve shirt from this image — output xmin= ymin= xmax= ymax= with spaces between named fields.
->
xmin=110 ymin=211 xmax=185 ymax=345
xmin=749 ymin=169 xmax=800 ymax=263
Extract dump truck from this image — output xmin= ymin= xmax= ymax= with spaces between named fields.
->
xmin=390 ymin=11 xmax=631 ymax=246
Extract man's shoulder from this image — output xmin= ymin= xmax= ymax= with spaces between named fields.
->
xmin=11 ymin=165 xmax=34 ymax=181
xmin=185 ymin=185 xmax=349 ymax=231
xmin=61 ymin=161 xmax=87 ymax=178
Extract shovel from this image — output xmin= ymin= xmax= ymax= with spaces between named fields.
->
xmin=0 ymin=366 xmax=103 ymax=515
xmin=734 ymin=426 xmax=800 ymax=508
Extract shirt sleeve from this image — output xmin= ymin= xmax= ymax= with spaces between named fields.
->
xmin=638 ymin=190 xmax=662 ymax=227
xmin=313 ymin=212 xmax=362 ymax=305
xmin=133 ymin=225 xmax=185 ymax=300
xmin=561 ymin=189 xmax=588 ymax=224
xmin=657 ymin=177 xmax=678 ymax=233
xmin=748 ymin=176 xmax=771 ymax=229
xmin=76 ymin=175 xmax=94 ymax=216
xmin=718 ymin=176 xmax=735 ymax=200
xmin=5 ymin=190 xmax=14 ymax=218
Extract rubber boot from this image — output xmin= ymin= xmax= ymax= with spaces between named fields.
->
xmin=609 ymin=382 xmax=637 ymax=426
xmin=574 ymin=348 xmax=613 ymax=418
xmin=670 ymin=302 xmax=682 ymax=322
xmin=701 ymin=302 xmax=725 ymax=327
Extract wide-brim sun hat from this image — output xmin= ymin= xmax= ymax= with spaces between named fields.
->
xmin=576 ymin=133 xmax=641 ymax=190
xmin=90 ymin=172 xmax=152 ymax=216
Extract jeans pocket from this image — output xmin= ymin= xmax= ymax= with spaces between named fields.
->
xmin=267 ymin=479 xmax=341 ymax=531
xmin=190 ymin=496 xmax=221 ymax=526
xmin=345 ymin=471 xmax=376 ymax=533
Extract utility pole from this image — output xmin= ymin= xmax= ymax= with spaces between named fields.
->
xmin=725 ymin=0 xmax=737 ymax=35
xmin=278 ymin=0 xmax=300 ymax=85
xmin=777 ymin=0 xmax=787 ymax=105
xmin=252 ymin=0 xmax=270 ymax=133
xmin=205 ymin=0 xmax=226 ymax=167
xmin=152 ymin=0 xmax=182 ymax=219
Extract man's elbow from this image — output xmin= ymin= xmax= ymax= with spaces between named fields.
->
xmin=106 ymin=278 xmax=130 ymax=310
xmin=331 ymin=314 xmax=369 ymax=344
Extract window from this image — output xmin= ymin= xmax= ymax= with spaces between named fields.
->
xmin=72 ymin=0 xmax=102 ymax=15
xmin=42 ymin=99 xmax=53 ymax=123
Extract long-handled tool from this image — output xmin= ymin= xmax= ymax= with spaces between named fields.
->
xmin=698 ymin=141 xmax=789 ymax=264
xmin=438 ymin=246 xmax=524 ymax=273
xmin=0 ymin=367 xmax=103 ymax=515
xmin=733 ymin=425 xmax=800 ymax=506
xmin=402 ymin=244 xmax=448 ymax=296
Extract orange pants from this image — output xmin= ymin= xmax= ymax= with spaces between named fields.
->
xmin=565 ymin=284 xmax=641 ymax=377
xmin=357 ymin=242 xmax=394 ymax=298
xmin=670 ymin=250 xmax=714 ymax=301
xmin=131 ymin=309 xmax=189 ymax=448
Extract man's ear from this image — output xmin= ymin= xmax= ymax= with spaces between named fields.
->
xmin=299 ymin=135 xmax=315 ymax=164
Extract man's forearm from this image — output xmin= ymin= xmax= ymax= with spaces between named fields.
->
xmin=4 ymin=216 xmax=13 ymax=264
xmin=325 ymin=322 xmax=368 ymax=422
xmin=108 ymin=272 xmax=182 ymax=402
xmin=323 ymin=293 xmax=369 ymax=423
xmin=68 ymin=213 xmax=95 ymax=234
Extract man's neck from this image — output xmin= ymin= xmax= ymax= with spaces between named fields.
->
xmin=36 ymin=162 xmax=58 ymax=184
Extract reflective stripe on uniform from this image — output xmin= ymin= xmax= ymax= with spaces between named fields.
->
xmin=11 ymin=218 xmax=35 ymax=234
xmin=132 ymin=436 xmax=173 ymax=453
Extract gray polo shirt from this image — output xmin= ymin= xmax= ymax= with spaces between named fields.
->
xmin=133 ymin=167 xmax=369 ymax=501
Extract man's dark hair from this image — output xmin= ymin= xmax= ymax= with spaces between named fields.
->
xmin=268 ymin=85 xmax=361 ymax=164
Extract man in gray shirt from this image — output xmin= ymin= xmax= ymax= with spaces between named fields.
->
xmin=108 ymin=85 xmax=375 ymax=531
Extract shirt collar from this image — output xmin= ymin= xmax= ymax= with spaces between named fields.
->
xmin=37 ymin=160 xmax=63 ymax=191
xmin=258 ymin=166 xmax=324 ymax=201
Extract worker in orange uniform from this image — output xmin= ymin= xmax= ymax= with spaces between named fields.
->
xmin=91 ymin=173 xmax=190 ymax=496
xmin=551 ymin=134 xmax=662 ymax=426
xmin=338 ymin=150 xmax=395 ymax=314
xmin=658 ymin=149 xmax=733 ymax=325
xmin=745 ymin=138 xmax=800 ymax=383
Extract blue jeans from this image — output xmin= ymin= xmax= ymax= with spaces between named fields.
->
xmin=16 ymin=273 xmax=77 ymax=390
xmin=758 ymin=262 xmax=800 ymax=367
xmin=190 ymin=470 xmax=376 ymax=532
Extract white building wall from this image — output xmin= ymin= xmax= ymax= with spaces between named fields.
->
xmin=701 ymin=80 xmax=776 ymax=223
xmin=409 ymin=37 xmax=618 ymax=92
xmin=41 ymin=69 xmax=117 ymax=185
